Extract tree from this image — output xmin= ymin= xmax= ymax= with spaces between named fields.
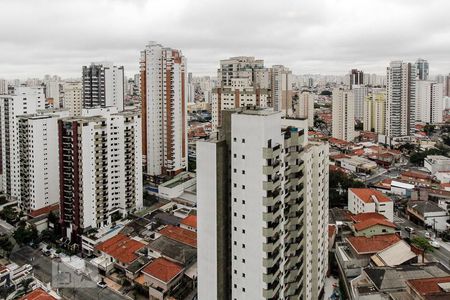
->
xmin=411 ymin=236 xmax=434 ymax=263
xmin=0 ymin=235 xmax=13 ymax=257
xmin=21 ymin=278 xmax=34 ymax=294
xmin=329 ymin=169 xmax=365 ymax=208
xmin=423 ymin=124 xmax=435 ymax=136
xmin=0 ymin=206 xmax=18 ymax=225
xmin=13 ymin=222 xmax=38 ymax=246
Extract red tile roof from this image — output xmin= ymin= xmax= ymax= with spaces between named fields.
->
xmin=353 ymin=218 xmax=397 ymax=231
xmin=180 ymin=215 xmax=197 ymax=229
xmin=401 ymin=170 xmax=432 ymax=180
xmin=28 ymin=203 xmax=59 ymax=218
xmin=407 ymin=276 xmax=450 ymax=295
xmin=142 ymin=257 xmax=183 ymax=283
xmin=351 ymin=212 xmax=386 ymax=223
xmin=328 ymin=225 xmax=336 ymax=238
xmin=159 ymin=225 xmax=197 ymax=248
xmin=346 ymin=234 xmax=401 ymax=254
xmin=349 ymin=188 xmax=391 ymax=203
xmin=95 ymin=234 xmax=145 ymax=264
xmin=351 ymin=212 xmax=396 ymax=231
xmin=19 ymin=289 xmax=56 ymax=300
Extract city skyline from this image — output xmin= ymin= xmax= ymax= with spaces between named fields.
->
xmin=1 ymin=0 xmax=450 ymax=78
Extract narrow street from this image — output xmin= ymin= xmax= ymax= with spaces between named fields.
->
xmin=10 ymin=246 xmax=129 ymax=300
xmin=394 ymin=214 xmax=450 ymax=269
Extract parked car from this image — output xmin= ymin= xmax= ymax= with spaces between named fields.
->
xmin=424 ymin=232 xmax=431 ymax=239
xmin=97 ymin=280 xmax=107 ymax=289
xmin=430 ymin=240 xmax=440 ymax=249
xmin=405 ymin=227 xmax=415 ymax=233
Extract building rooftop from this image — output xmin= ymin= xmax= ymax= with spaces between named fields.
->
xmin=95 ymin=233 xmax=146 ymax=264
xmin=142 ymin=257 xmax=183 ymax=284
xmin=180 ymin=215 xmax=197 ymax=229
xmin=408 ymin=201 xmax=446 ymax=214
xmin=407 ymin=276 xmax=450 ymax=297
xmin=353 ymin=218 xmax=397 ymax=231
xmin=401 ymin=170 xmax=433 ymax=181
xmin=351 ymin=212 xmax=386 ymax=223
xmin=347 ymin=234 xmax=401 ymax=254
xmin=371 ymin=240 xmax=417 ymax=267
xmin=147 ymin=236 xmax=196 ymax=266
xmin=159 ymin=225 xmax=197 ymax=248
xmin=18 ymin=288 xmax=56 ymax=300
xmin=350 ymin=188 xmax=391 ymax=203
xmin=364 ymin=263 xmax=450 ymax=292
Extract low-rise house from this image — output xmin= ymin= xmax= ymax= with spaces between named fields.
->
xmin=370 ymin=240 xmax=417 ymax=267
xmin=391 ymin=180 xmax=415 ymax=197
xmin=400 ymin=170 xmax=434 ymax=186
xmin=180 ymin=215 xmax=197 ymax=232
xmin=142 ymin=257 xmax=184 ymax=300
xmin=407 ymin=201 xmax=449 ymax=232
xmin=336 ymin=156 xmax=378 ymax=174
xmin=436 ymin=171 xmax=450 ymax=184
xmin=350 ymin=213 xmax=397 ymax=237
xmin=159 ymin=225 xmax=197 ymax=248
xmin=336 ymin=233 xmax=401 ymax=297
xmin=18 ymin=288 xmax=58 ymax=300
xmin=406 ymin=276 xmax=450 ymax=299
xmin=348 ymin=189 xmax=394 ymax=221
xmin=147 ymin=236 xmax=197 ymax=267
xmin=94 ymin=233 xmax=146 ymax=271
xmin=350 ymin=263 xmax=450 ymax=300
xmin=424 ymin=155 xmax=450 ymax=174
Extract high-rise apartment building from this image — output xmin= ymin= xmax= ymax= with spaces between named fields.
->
xmin=271 ymin=65 xmax=293 ymax=115
xmin=296 ymin=91 xmax=315 ymax=127
xmin=18 ymin=109 xmax=70 ymax=214
xmin=0 ymin=87 xmax=45 ymax=202
xmin=415 ymin=58 xmax=429 ymax=81
xmin=416 ymin=81 xmax=443 ymax=124
xmin=363 ymin=91 xmax=386 ymax=134
xmin=0 ymin=79 xmax=7 ymax=95
xmin=352 ymin=85 xmax=368 ymax=120
xmin=349 ymin=69 xmax=364 ymax=88
xmin=197 ymin=107 xmax=329 ymax=300
xmin=62 ymin=82 xmax=83 ymax=116
xmin=212 ymin=57 xmax=293 ymax=127
xmin=140 ymin=42 xmax=187 ymax=176
xmin=45 ymin=80 xmax=60 ymax=108
xmin=82 ymin=62 xmax=124 ymax=111
xmin=386 ymin=61 xmax=416 ymax=138
xmin=59 ymin=107 xmax=143 ymax=242
xmin=332 ymin=88 xmax=355 ymax=141
xmin=445 ymin=74 xmax=450 ymax=97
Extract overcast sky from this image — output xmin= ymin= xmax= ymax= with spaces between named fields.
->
xmin=1 ymin=0 xmax=450 ymax=79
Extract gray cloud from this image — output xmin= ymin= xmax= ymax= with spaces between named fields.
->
xmin=1 ymin=0 xmax=449 ymax=78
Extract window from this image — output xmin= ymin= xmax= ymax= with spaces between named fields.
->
xmin=233 ymin=241 xmax=237 ymax=245
xmin=242 ymin=259 xmax=246 ymax=263
xmin=242 ymin=215 xmax=246 ymax=219
xmin=233 ymin=138 xmax=236 ymax=142
xmin=234 ymin=198 xmax=237 ymax=202
xmin=242 ymin=229 xmax=246 ymax=234
xmin=242 ymin=200 xmax=245 ymax=205
xmin=242 ymin=244 xmax=246 ymax=248
xmin=242 ymin=170 xmax=246 ymax=174
xmin=242 ymin=273 xmax=246 ymax=278
xmin=242 ymin=155 xmax=245 ymax=159
xmin=242 ymin=185 xmax=245 ymax=189
xmin=234 ymin=227 xmax=237 ymax=231
xmin=242 ymin=139 xmax=245 ymax=143
xmin=233 ymin=154 xmax=237 ymax=158
xmin=234 ymin=169 xmax=237 ymax=173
